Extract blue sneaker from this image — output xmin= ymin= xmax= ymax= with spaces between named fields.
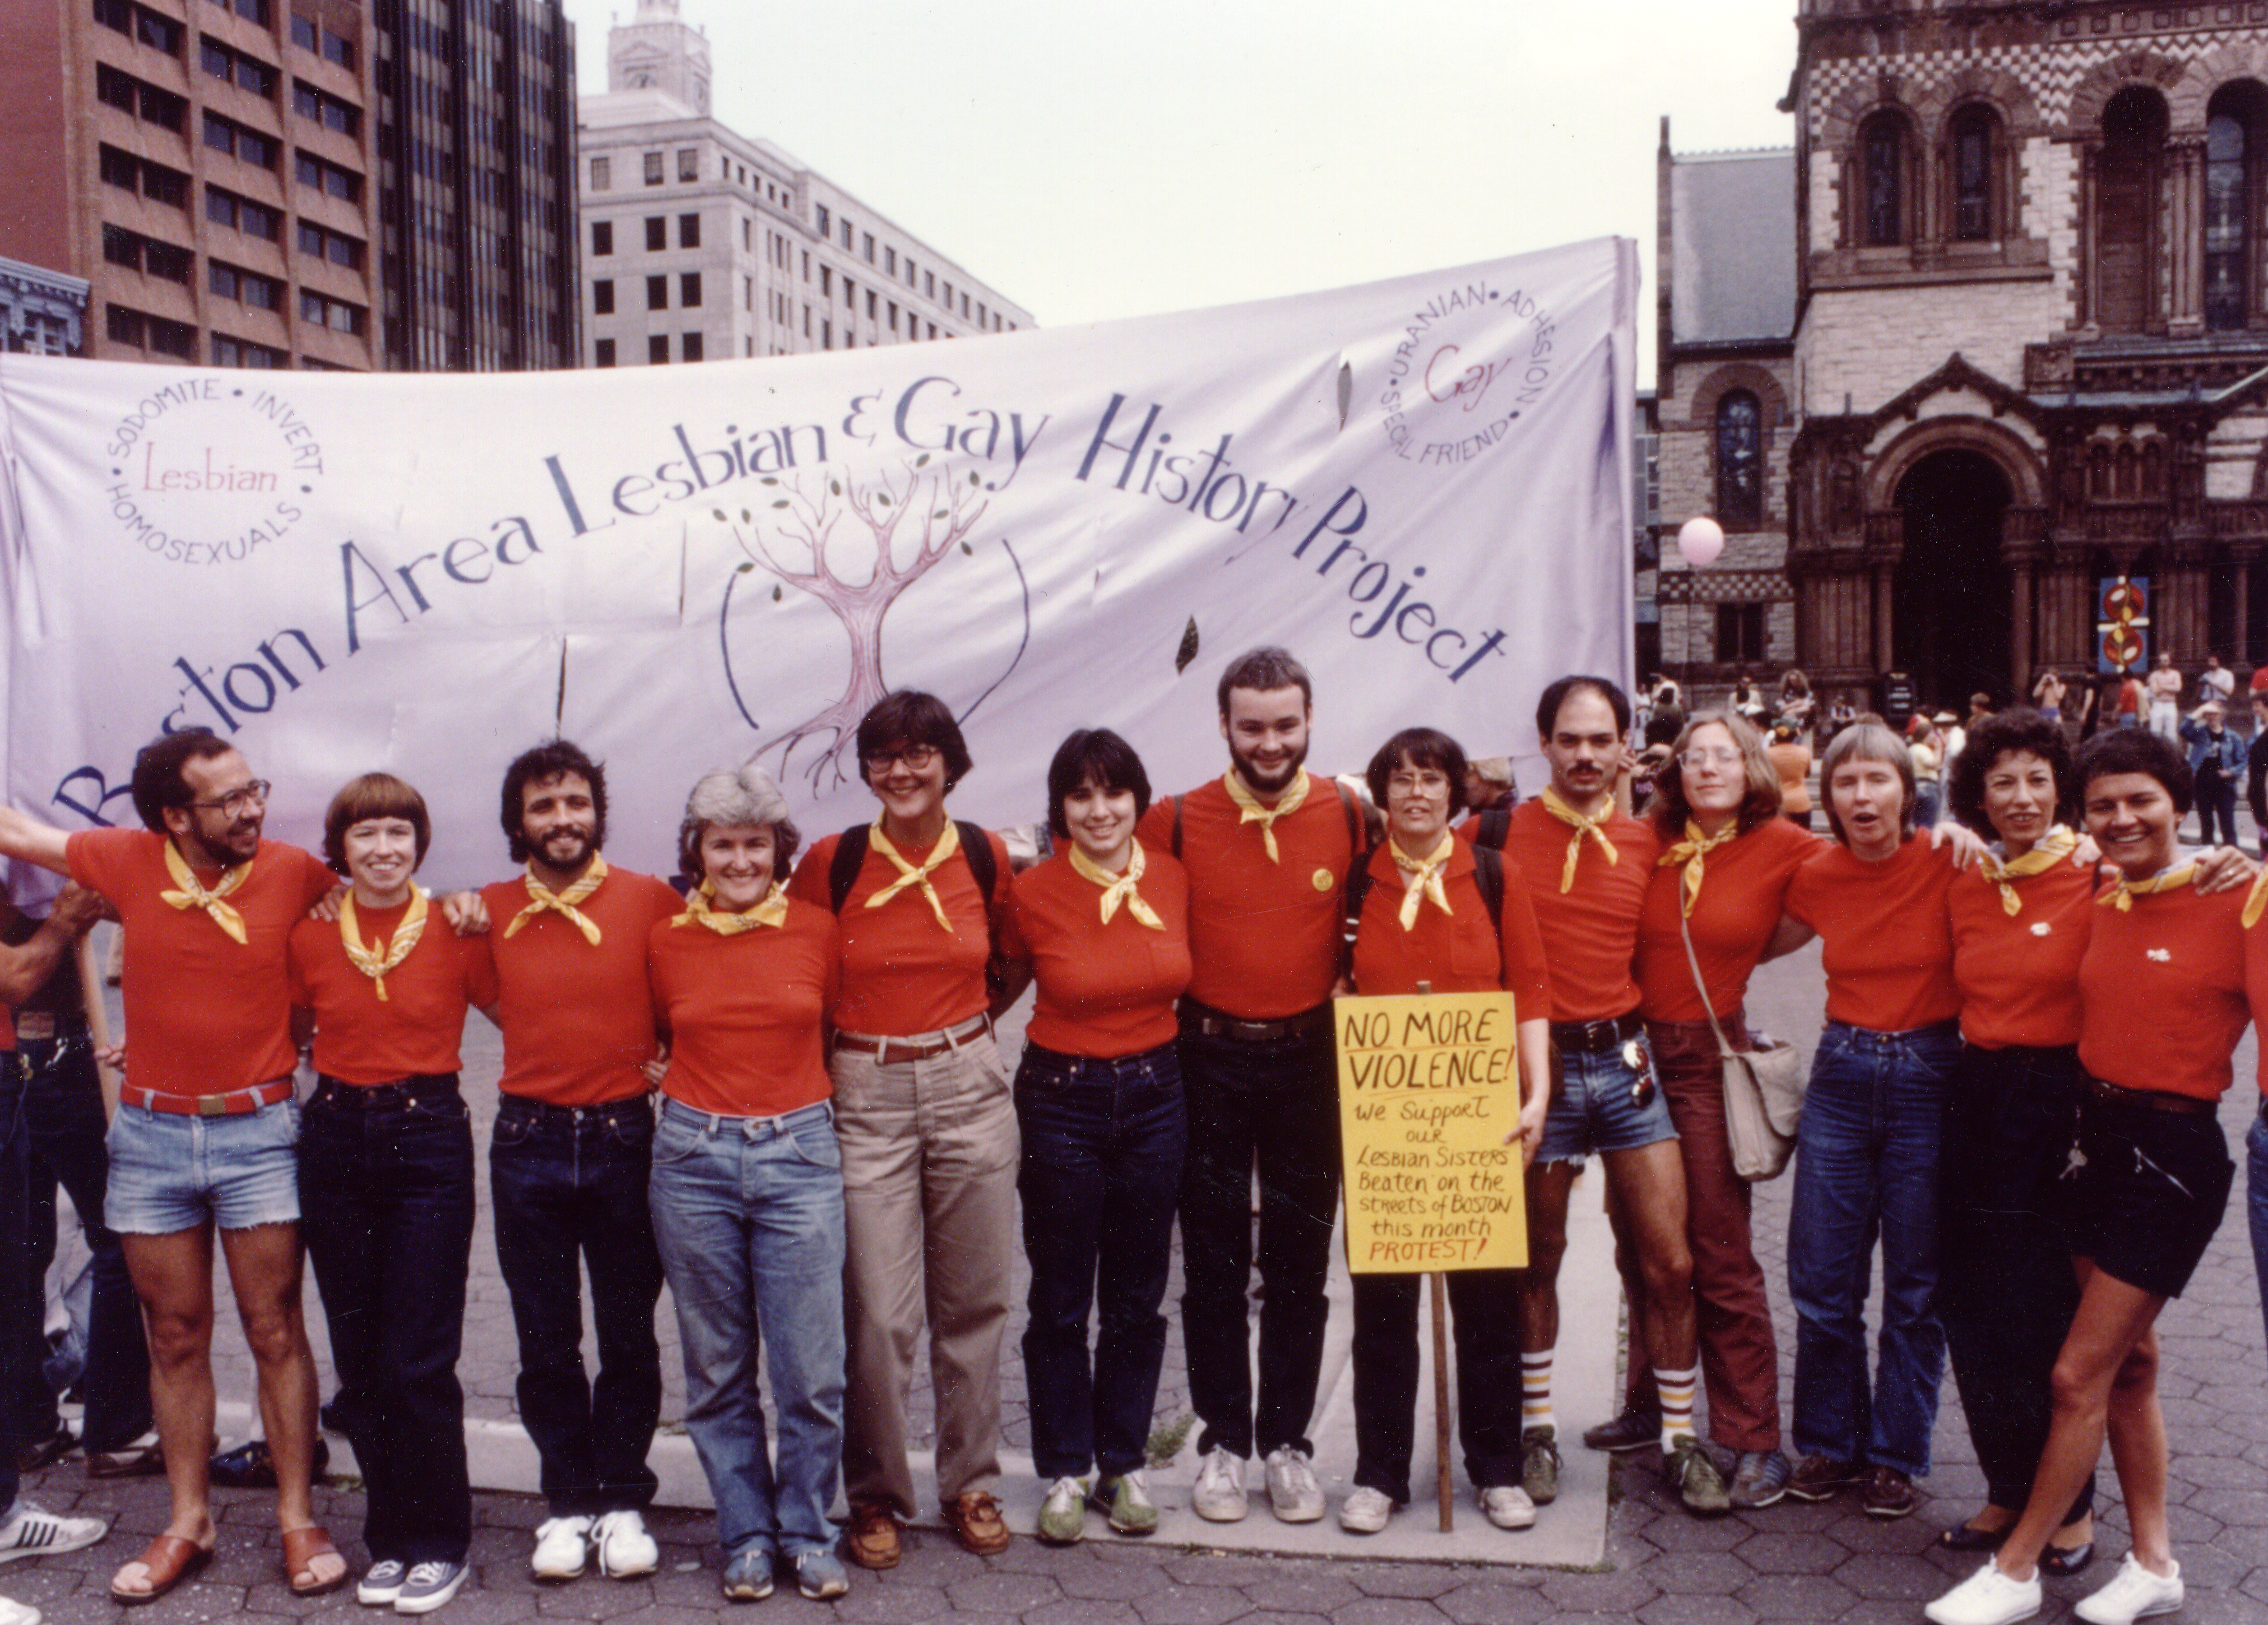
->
xmin=721 ymin=1548 xmax=773 ymax=1603
xmin=795 ymin=1550 xmax=848 ymax=1601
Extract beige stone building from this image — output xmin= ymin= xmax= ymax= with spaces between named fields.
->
xmin=577 ymin=0 xmax=1031 ymax=367
xmin=1659 ymin=0 xmax=2268 ymax=713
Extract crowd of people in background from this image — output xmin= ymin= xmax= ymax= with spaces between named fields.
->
xmin=0 ymin=648 xmax=2262 ymax=1625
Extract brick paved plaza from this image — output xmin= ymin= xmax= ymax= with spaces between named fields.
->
xmin=5 ymin=939 xmax=2266 ymax=1623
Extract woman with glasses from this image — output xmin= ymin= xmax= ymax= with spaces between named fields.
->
xmin=1608 ymin=714 xmax=1818 ymax=1509
xmin=784 ymin=693 xmax=1021 ymax=1570
xmin=996 ymin=730 xmax=1192 ymax=1545
xmin=1334 ymin=727 xmax=1551 ymax=1538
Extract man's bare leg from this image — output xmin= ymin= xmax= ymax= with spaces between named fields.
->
xmin=218 ymin=1221 xmax=341 ymax=1590
xmin=113 ymin=1229 xmax=220 ymax=1596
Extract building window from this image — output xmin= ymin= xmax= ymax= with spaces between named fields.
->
xmin=862 ymin=232 xmax=875 ymax=263
xmin=820 ymin=267 xmax=832 ymax=297
xmin=644 ymin=151 xmax=664 ymax=186
xmin=2205 ymin=85 xmax=2267 ymax=332
xmin=595 ymin=337 xmax=616 ymax=367
xmin=823 ymin=320 xmax=832 ymax=349
xmin=840 ymin=219 xmax=852 ymax=249
xmin=591 ymin=155 xmax=610 ymax=191
xmin=2095 ymin=86 xmax=2167 ymax=334
xmin=593 ymin=280 xmax=615 ymax=314
xmin=680 ymin=272 xmax=702 ymax=307
xmin=678 ymin=212 xmax=700 ymax=248
xmin=677 ymin=148 xmax=698 ymax=181
xmin=592 ymin=220 xmax=613 ymax=256
xmin=646 ymin=274 xmax=667 ymax=311
xmin=290 ymin=13 xmax=316 ymax=49
xmin=322 ymin=27 xmax=354 ymax=68
xmin=683 ymin=331 xmax=703 ymax=362
xmin=1714 ymin=388 xmax=1764 ymax=529
xmin=885 ymin=247 xmax=896 ymax=275
xmin=649 ymin=334 xmax=669 ymax=364
xmin=1715 ymin=603 xmax=1766 ymax=664
xmin=1951 ymin=107 xmax=1997 ymax=241
xmin=293 ymin=151 xmax=360 ymax=198
xmin=299 ymin=290 xmax=364 ymax=334
xmin=644 ymin=216 xmax=666 ymax=251
xmin=1861 ymin=114 xmax=1904 ymax=247
xmin=888 ymin=300 xmax=898 ymax=333
xmin=866 ymin=289 xmax=876 ymax=320
xmin=291 ymin=80 xmax=360 ymax=136
xmin=815 ymin=203 xmax=830 ymax=237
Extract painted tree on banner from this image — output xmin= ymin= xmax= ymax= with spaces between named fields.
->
xmin=714 ymin=452 xmax=989 ymax=791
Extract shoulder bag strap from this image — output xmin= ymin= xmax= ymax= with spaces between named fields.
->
xmin=1676 ymin=893 xmax=1737 ymax=1061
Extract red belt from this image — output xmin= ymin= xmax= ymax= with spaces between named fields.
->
xmin=120 ymin=1078 xmax=295 ymax=1117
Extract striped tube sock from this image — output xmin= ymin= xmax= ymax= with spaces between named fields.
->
xmin=1655 ymin=1364 xmax=1699 ymax=1450
xmin=1521 ymin=1352 xmax=1556 ymax=1437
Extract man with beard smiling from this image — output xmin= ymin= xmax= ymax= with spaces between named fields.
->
xmin=474 ymin=741 xmax=681 ymax=1586
xmin=1137 ymin=647 xmax=1370 ymax=1526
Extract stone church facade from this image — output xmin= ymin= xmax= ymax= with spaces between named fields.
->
xmin=1659 ymin=0 xmax=2268 ymax=712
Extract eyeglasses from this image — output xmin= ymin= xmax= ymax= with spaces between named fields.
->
xmin=864 ymin=744 xmax=940 ymax=775
xmin=188 ymin=780 xmax=270 ymax=816
xmin=1386 ymin=771 xmax=1451 ymax=795
xmin=1678 ymin=748 xmax=1743 ymax=770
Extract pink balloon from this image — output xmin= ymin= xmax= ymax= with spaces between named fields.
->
xmin=1677 ymin=516 xmax=1726 ymax=567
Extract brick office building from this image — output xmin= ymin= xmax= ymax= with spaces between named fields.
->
xmin=1659 ymin=0 xmax=2268 ymax=712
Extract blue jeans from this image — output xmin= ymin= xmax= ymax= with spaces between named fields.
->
xmin=0 ymin=1060 xmax=29 ymax=1513
xmin=2248 ymin=1112 xmax=2268 ymax=1368
xmin=1015 ymin=1042 xmax=1187 ymax=1480
xmin=1788 ymin=1019 xmax=1960 ymax=1478
xmin=648 ymin=1098 xmax=845 ymax=1562
xmin=299 ymin=1076 xmax=476 ymax=1564
xmin=1176 ymin=1007 xmax=1339 ymax=1461
xmin=490 ymin=1094 xmax=665 ymax=1516
xmin=11 ymin=1020 xmax=150 ymax=1452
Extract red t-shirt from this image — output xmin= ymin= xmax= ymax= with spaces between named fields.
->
xmin=1947 ymin=857 xmax=2097 ymax=1050
xmin=999 ymin=848 xmax=1193 ymax=1057
xmin=1784 ymin=837 xmax=1960 ymax=1032
xmin=1347 ymin=841 xmax=1551 ymax=1012
xmin=2081 ymin=879 xmax=2250 ymax=1101
xmin=474 ymin=864 xmax=684 ymax=1107
xmin=1476 ymin=797 xmax=1657 ymax=1024
xmin=287 ymin=900 xmax=499 ymax=1084
xmin=66 ymin=829 xmax=336 ymax=1092
xmin=647 ymin=899 xmax=840 ymax=1119
xmin=1635 ymin=817 xmax=1820 ymax=1024
xmin=1134 ymin=774 xmax=1362 ymax=1020
xmin=785 ymin=826 xmax=1012 ymax=1037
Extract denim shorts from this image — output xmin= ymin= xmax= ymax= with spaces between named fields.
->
xmin=1535 ymin=1031 xmax=1677 ymax=1166
xmin=105 ymin=1091 xmax=303 ymax=1234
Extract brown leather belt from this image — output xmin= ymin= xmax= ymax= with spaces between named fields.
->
xmin=1551 ymin=1011 xmax=1646 ymax=1054
xmin=1184 ymin=1002 xmax=1331 ymax=1043
xmin=832 ymin=1012 xmax=992 ymax=1065
xmin=120 ymin=1077 xmax=295 ymax=1118
xmin=2086 ymin=1077 xmax=2218 ymax=1119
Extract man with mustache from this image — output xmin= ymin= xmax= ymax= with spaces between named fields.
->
xmin=475 ymin=741 xmax=681 ymax=1586
xmin=0 ymin=730 xmax=368 ymax=1600
xmin=1137 ymin=647 xmax=1370 ymax=1526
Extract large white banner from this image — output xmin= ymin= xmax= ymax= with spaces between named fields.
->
xmin=1 ymin=238 xmax=1635 ymax=891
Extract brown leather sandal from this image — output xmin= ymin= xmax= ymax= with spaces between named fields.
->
xmin=282 ymin=1525 xmax=349 ymax=1597
xmin=110 ymin=1535 xmax=213 ymax=1606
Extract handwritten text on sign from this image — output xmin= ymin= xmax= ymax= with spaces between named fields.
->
xmin=1335 ymin=990 xmax=1528 ymax=1274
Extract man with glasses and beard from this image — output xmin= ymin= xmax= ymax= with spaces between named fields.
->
xmin=475 ymin=741 xmax=681 ymax=1587
xmin=1136 ymin=648 xmax=1371 ymax=1527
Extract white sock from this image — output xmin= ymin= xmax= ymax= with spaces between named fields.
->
xmin=1655 ymin=1363 xmax=1699 ymax=1451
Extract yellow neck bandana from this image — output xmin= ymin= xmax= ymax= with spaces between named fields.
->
xmin=1979 ymin=826 xmax=2079 ymax=918
xmin=2243 ymin=866 xmax=2268 ymax=929
xmin=1539 ymin=786 xmax=1618 ymax=893
xmin=1657 ymin=819 xmax=1739 ymax=918
xmin=866 ymin=818 xmax=961 ymax=932
xmin=1390 ymin=834 xmax=1456 ymax=930
xmin=674 ymin=877 xmax=789 ymax=935
xmin=2099 ymin=860 xmax=2197 ymax=913
xmin=338 ymin=887 xmax=428 ymax=1001
xmin=1069 ymin=839 xmax=1165 ymax=930
xmin=504 ymin=854 xmax=609 ymax=945
xmin=1222 ymin=768 xmax=1309 ymax=864
xmin=160 ymin=840 xmax=252 ymax=945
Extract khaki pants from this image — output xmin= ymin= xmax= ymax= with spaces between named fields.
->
xmin=831 ymin=1030 xmax=1019 ymax=1516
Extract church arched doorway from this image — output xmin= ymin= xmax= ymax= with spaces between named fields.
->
xmin=1893 ymin=449 xmax=2014 ymax=711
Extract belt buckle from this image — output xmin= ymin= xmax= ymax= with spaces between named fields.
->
xmin=197 ymin=1094 xmax=228 ymax=1117
xmin=15 ymin=1012 xmax=55 ymax=1041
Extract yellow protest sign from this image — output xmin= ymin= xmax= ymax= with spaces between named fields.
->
xmin=1336 ymin=990 xmax=1528 ymax=1273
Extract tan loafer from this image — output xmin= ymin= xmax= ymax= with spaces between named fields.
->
xmin=945 ymin=1490 xmax=1010 ymax=1556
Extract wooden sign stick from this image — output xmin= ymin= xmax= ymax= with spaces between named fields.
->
xmin=1432 ymin=1271 xmax=1453 ymax=1531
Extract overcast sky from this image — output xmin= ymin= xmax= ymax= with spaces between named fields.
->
xmin=562 ymin=1 xmax=1800 ymax=378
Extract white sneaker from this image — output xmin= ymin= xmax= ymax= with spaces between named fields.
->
xmin=1924 ymin=1559 xmax=2043 ymax=1625
xmin=2074 ymin=1555 xmax=2184 ymax=1625
xmin=591 ymin=1511 xmax=658 ymax=1579
xmin=1263 ymin=1447 xmax=1325 ymax=1523
xmin=0 ymin=1501 xmax=107 ymax=1563
xmin=358 ymin=1559 xmax=409 ymax=1606
xmin=530 ymin=1516 xmax=592 ymax=1582
xmin=1337 ymin=1487 xmax=1394 ymax=1534
xmin=1190 ymin=1447 xmax=1249 ymax=1522
xmin=1036 ymin=1476 xmax=1088 ymax=1545
xmin=0 ymin=1595 xmax=39 ymax=1625
xmin=1479 ymin=1484 xmax=1537 ymax=1531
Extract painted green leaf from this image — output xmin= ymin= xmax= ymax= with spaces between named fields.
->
xmin=735 ymin=562 xmax=754 ymax=573
xmin=934 ymin=509 xmax=949 ymax=518
xmin=772 ymin=499 xmax=789 ymax=509
xmin=915 ymin=453 xmax=930 ymax=467
xmin=960 ymin=541 xmax=972 ymax=555
xmin=711 ymin=509 xmax=726 ymax=522
xmin=830 ymin=479 xmax=842 ymax=496
xmin=1175 ymin=617 xmax=1200 ymax=675
xmin=760 ymin=476 xmax=778 ymax=486
xmin=739 ymin=509 xmax=750 ymax=522
xmin=969 ymin=471 xmax=980 ymax=487
xmin=876 ymin=494 xmax=890 ymax=507
xmin=772 ymin=585 xmax=782 ymax=601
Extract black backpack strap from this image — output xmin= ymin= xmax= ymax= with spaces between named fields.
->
xmin=954 ymin=820 xmax=999 ymax=908
xmin=1340 ymin=852 xmax=1376 ymax=984
xmin=1169 ymin=794 xmax=1184 ymax=859
xmin=1471 ymin=843 xmax=1506 ymax=945
xmin=827 ymin=825 xmax=871 ymax=914
xmin=1472 ymin=806 xmax=1511 ymax=851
